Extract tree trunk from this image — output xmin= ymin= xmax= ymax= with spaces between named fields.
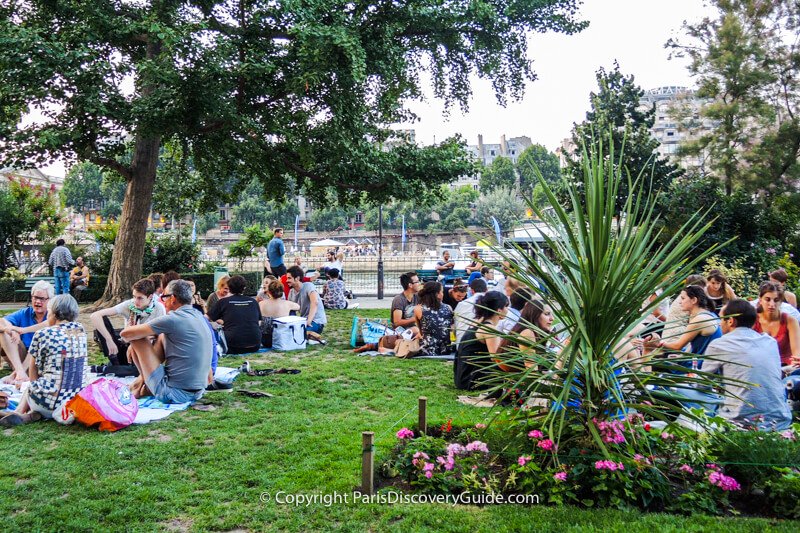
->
xmin=90 ymin=136 xmax=161 ymax=309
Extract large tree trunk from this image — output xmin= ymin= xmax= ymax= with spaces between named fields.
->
xmin=90 ymin=136 xmax=161 ymax=309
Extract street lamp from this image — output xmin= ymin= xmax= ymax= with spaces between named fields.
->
xmin=377 ymin=204 xmax=384 ymax=299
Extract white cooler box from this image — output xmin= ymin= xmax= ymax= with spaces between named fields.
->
xmin=272 ymin=316 xmax=307 ymax=351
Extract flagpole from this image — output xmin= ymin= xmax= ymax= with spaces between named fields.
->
xmin=377 ymin=205 xmax=384 ymax=300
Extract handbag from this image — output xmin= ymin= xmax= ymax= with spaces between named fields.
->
xmin=350 ymin=316 xmax=393 ymax=347
xmin=395 ymin=338 xmax=421 ymax=359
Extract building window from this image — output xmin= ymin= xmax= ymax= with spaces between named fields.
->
xmin=490 ymin=150 xmax=495 ymax=156
xmin=355 ymin=212 xmax=363 ymax=223
xmin=511 ymin=150 xmax=515 ymax=155
xmin=667 ymin=131 xmax=674 ymax=137
xmin=219 ymin=209 xmax=226 ymax=220
xmin=473 ymin=185 xmax=479 ymax=191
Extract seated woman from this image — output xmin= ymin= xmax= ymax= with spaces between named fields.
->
xmin=205 ymin=275 xmax=230 ymax=318
xmin=0 ymin=295 xmax=90 ymax=426
xmin=90 ymin=278 xmax=166 ymax=366
xmin=501 ymin=299 xmax=556 ymax=368
xmin=256 ymin=275 xmax=277 ymax=302
xmin=753 ymin=281 xmax=800 ymax=370
xmin=705 ymin=269 xmax=736 ymax=315
xmin=769 ymin=268 xmax=798 ymax=309
xmin=207 ymin=275 xmax=261 ymax=355
xmin=259 ymin=280 xmax=300 ymax=348
xmin=657 ymin=285 xmax=722 ymax=369
xmin=465 ymin=250 xmax=481 ymax=274
xmin=455 ymin=291 xmax=509 ymax=390
xmin=413 ymin=281 xmax=455 ymax=356
xmin=322 ymin=269 xmax=353 ymax=309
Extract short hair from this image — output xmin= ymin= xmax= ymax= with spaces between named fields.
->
xmin=469 ymin=278 xmax=488 ymax=294
xmin=76 ymin=256 xmax=84 ymax=263
xmin=56 ymin=238 xmax=65 ymax=246
xmin=166 ymin=279 xmax=193 ymax=305
xmin=216 ymin=275 xmax=230 ymax=290
xmin=480 ymin=266 xmax=491 ymax=276
xmin=162 ymin=270 xmax=180 ymax=290
xmin=685 ymin=274 xmax=706 ymax=287
xmin=227 ymin=275 xmax=247 ymax=295
xmin=758 ymin=281 xmax=784 ymax=302
xmin=327 ymin=268 xmax=340 ymax=279
xmin=268 ymin=279 xmax=284 ymax=299
xmin=721 ymin=299 xmax=757 ymax=329
xmin=31 ymin=280 xmax=55 ymax=299
xmin=400 ymin=272 xmax=417 ymax=290
xmin=274 ymin=227 xmax=284 ymax=234
xmin=49 ymin=294 xmax=79 ymax=322
xmin=132 ymin=278 xmax=156 ymax=296
xmin=769 ymin=268 xmax=788 ymax=284
xmin=287 ymin=265 xmax=304 ymax=279
xmin=148 ymin=273 xmax=164 ymax=289
xmin=510 ymin=288 xmax=532 ymax=311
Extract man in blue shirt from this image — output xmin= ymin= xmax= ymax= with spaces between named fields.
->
xmin=435 ymin=251 xmax=455 ymax=277
xmin=267 ymin=227 xmax=287 ymax=277
xmin=0 ymin=281 xmax=52 ymax=383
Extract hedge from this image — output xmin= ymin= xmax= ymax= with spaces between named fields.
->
xmin=0 ymin=271 xmax=262 ymax=303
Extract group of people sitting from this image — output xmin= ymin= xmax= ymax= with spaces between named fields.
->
xmin=451 ymin=267 xmax=799 ymax=431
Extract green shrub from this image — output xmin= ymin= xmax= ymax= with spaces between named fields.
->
xmin=710 ymin=428 xmax=800 ymax=488
xmin=764 ymin=468 xmax=800 ymax=518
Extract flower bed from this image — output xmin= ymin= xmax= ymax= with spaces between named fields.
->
xmin=379 ymin=416 xmax=800 ymax=518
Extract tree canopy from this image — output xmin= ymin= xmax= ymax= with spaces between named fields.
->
xmin=0 ymin=0 xmax=585 ymax=302
xmin=479 ymin=156 xmax=517 ymax=193
xmin=516 ymin=144 xmax=561 ymax=193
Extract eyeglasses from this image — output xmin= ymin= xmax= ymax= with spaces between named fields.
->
xmin=162 ymin=293 xmax=174 ymax=299
xmin=32 ymin=296 xmax=49 ymax=302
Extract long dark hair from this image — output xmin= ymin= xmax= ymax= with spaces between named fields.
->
xmin=499 ymin=299 xmax=550 ymax=352
xmin=418 ymin=281 xmax=442 ymax=310
xmin=683 ymin=285 xmax=712 ymax=311
xmin=756 ymin=281 xmax=785 ymax=314
xmin=474 ymin=291 xmax=509 ymax=321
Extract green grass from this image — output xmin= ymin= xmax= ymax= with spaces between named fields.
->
xmin=0 ymin=308 xmax=797 ymax=531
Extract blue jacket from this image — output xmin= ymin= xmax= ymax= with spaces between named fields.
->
xmin=267 ymin=237 xmax=285 ymax=268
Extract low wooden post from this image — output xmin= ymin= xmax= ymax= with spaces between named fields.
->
xmin=361 ymin=431 xmax=374 ymax=495
xmin=418 ymin=396 xmax=427 ymax=435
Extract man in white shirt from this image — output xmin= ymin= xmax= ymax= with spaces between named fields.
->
xmin=454 ymin=279 xmax=488 ymax=347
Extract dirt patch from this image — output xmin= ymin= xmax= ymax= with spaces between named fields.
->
xmin=161 ymin=517 xmax=193 ymax=532
xmin=15 ymin=478 xmax=29 ymax=486
xmin=147 ymin=430 xmax=173 ymax=442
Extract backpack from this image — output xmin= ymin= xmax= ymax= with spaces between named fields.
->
xmin=66 ymin=378 xmax=139 ymax=432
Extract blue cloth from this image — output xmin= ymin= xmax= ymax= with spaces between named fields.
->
xmin=203 ymin=318 xmax=219 ymax=374
xmin=145 ymin=364 xmax=204 ymax=404
xmin=467 ymin=272 xmax=482 ymax=285
xmin=307 ymin=321 xmax=325 ymax=334
xmin=54 ymin=267 xmax=70 ymax=295
xmin=5 ymin=307 xmax=47 ymax=348
xmin=267 ymin=237 xmax=285 ymax=268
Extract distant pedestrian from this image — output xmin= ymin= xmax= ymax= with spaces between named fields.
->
xmin=48 ymin=239 xmax=74 ymax=295
xmin=267 ymin=227 xmax=286 ymax=278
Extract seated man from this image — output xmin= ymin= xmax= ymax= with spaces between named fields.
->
xmin=700 ymin=299 xmax=792 ymax=430
xmin=121 ymin=280 xmax=213 ymax=403
xmin=90 ymin=278 xmax=165 ymax=366
xmin=442 ymin=278 xmax=468 ymax=309
xmin=286 ymin=265 xmax=327 ymax=335
xmin=0 ymin=280 xmax=52 ymax=383
xmin=69 ymin=256 xmax=90 ymax=296
xmin=391 ymin=272 xmax=420 ymax=329
xmin=435 ymin=251 xmax=455 ymax=277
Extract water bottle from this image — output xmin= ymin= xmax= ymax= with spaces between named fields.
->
xmin=691 ymin=357 xmax=699 ymax=371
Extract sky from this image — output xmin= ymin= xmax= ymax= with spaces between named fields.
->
xmin=40 ymin=0 xmax=714 ymax=177
xmin=397 ymin=0 xmax=714 ymax=151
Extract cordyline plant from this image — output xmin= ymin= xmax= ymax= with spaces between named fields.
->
xmin=479 ymin=135 xmax=741 ymax=458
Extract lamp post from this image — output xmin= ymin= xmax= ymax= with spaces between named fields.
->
xmin=377 ymin=204 xmax=384 ymax=299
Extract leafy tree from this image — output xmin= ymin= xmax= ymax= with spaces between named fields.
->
xmin=569 ymin=64 xmax=682 ymax=214
xmin=62 ymin=162 xmax=104 ymax=211
xmin=668 ymin=0 xmax=800 ymax=200
xmin=362 ymin=200 xmax=434 ymax=231
xmin=228 ymin=225 xmax=273 ymax=271
xmin=0 ymin=178 xmax=68 ymax=271
xmin=430 ymin=185 xmax=478 ymax=232
xmin=475 ymin=186 xmax=526 ymax=231
xmin=517 ymin=144 xmax=561 ymax=193
xmin=479 ymin=156 xmax=516 ymax=193
xmin=308 ymin=206 xmax=354 ymax=232
xmin=0 ymin=0 xmax=585 ymax=304
xmin=195 ymin=211 xmax=221 ymax=235
xmin=229 ymin=180 xmax=300 ymax=232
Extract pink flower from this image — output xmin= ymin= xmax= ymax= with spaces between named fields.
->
xmin=518 ymin=455 xmax=532 ymax=466
xmin=537 ymin=439 xmax=555 ymax=451
xmin=660 ymin=432 xmax=674 ymax=440
xmin=679 ymin=464 xmax=694 ymax=475
xmin=706 ymin=463 xmax=720 ymax=471
xmin=396 ymin=428 xmax=414 ymax=439
xmin=594 ymin=460 xmax=625 ymax=471
xmin=780 ymin=430 xmax=796 ymax=441
xmin=528 ymin=430 xmax=544 ymax=439
xmin=593 ymin=418 xmax=626 ymax=444
xmin=425 ymin=471 xmax=433 ymax=479
xmin=553 ymin=471 xmax=567 ymax=482
xmin=708 ymin=471 xmax=741 ymax=491
xmin=446 ymin=443 xmax=466 ymax=456
xmin=633 ymin=454 xmax=651 ymax=465
xmin=411 ymin=451 xmax=429 ymax=466
xmin=475 ymin=423 xmax=487 ymax=430
xmin=466 ymin=441 xmax=489 ymax=453
xmin=422 ymin=462 xmax=435 ymax=472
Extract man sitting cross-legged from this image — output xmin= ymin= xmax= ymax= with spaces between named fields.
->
xmin=0 ymin=280 xmax=53 ymax=384
xmin=121 ymin=279 xmax=212 ymax=403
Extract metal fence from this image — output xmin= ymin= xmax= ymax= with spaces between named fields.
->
xmin=213 ymin=255 xmax=431 ymax=296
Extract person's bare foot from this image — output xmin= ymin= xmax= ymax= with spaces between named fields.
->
xmin=353 ymin=343 xmax=378 ymax=353
xmin=0 ymin=411 xmax=41 ymax=426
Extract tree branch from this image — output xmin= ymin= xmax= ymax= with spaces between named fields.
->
xmin=89 ymin=155 xmax=133 ymax=181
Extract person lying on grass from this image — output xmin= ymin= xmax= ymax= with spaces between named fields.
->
xmin=122 ymin=280 xmax=213 ymax=403
xmin=0 ymin=294 xmax=89 ymax=426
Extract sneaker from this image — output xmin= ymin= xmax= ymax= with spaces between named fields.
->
xmin=240 ymin=361 xmax=251 ymax=374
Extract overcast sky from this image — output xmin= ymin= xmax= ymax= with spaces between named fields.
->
xmin=41 ymin=0 xmax=714 ymax=177
xmin=398 ymin=0 xmax=714 ymax=151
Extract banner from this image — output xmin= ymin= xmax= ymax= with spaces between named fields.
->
xmin=491 ymin=216 xmax=502 ymax=245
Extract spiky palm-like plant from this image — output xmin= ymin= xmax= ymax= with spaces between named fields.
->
xmin=483 ymin=137 xmax=736 ymax=456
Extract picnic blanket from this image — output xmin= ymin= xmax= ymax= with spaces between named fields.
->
xmin=355 ymin=351 xmax=455 ymax=361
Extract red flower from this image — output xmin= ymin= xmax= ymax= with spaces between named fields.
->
xmin=644 ymin=423 xmax=651 ymax=432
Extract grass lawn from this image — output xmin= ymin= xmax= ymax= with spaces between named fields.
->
xmin=0 ymin=308 xmax=798 ymax=531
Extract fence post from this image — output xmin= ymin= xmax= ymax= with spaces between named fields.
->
xmin=361 ymin=431 xmax=374 ymax=495
xmin=418 ymin=396 xmax=427 ymax=435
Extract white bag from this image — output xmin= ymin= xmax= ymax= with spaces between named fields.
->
xmin=272 ymin=316 xmax=307 ymax=351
